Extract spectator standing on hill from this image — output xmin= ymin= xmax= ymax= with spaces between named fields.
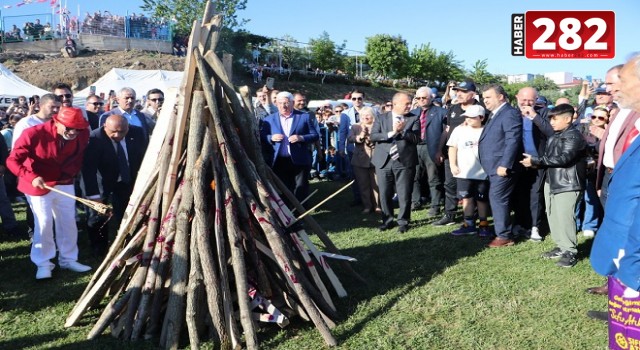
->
xmin=64 ymin=35 xmax=77 ymax=57
xmin=522 ymin=104 xmax=586 ymax=267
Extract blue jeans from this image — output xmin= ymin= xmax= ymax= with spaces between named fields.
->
xmin=576 ymin=173 xmax=602 ymax=231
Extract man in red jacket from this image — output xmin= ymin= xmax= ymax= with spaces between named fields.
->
xmin=7 ymin=107 xmax=91 ymax=279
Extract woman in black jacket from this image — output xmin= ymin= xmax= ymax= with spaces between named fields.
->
xmin=521 ymin=104 xmax=587 ymax=268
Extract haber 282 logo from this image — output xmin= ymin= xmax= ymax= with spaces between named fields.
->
xmin=512 ymin=11 xmax=615 ymax=59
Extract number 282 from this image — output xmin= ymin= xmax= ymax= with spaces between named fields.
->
xmin=532 ymin=17 xmax=608 ymax=51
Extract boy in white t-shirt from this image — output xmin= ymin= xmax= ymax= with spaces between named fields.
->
xmin=446 ymin=105 xmax=492 ymax=237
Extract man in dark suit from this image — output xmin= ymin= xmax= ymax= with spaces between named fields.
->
xmin=410 ymin=87 xmax=447 ymax=215
xmin=82 ymin=114 xmax=148 ymax=256
xmin=478 ymin=84 xmax=523 ymax=247
xmin=84 ymin=95 xmax=104 ymax=130
xmin=260 ymin=91 xmax=319 ymax=202
xmin=513 ymin=87 xmax=553 ymax=241
xmin=370 ymin=92 xmax=420 ymax=233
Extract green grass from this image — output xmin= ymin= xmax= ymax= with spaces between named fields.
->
xmin=0 ymin=182 xmax=610 ymax=349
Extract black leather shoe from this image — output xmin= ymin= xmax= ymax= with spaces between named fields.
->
xmin=378 ymin=221 xmax=394 ymax=231
xmin=587 ymin=310 xmax=608 ymax=321
xmin=398 ymin=225 xmax=408 ymax=234
xmin=586 ymin=284 xmax=608 ymax=295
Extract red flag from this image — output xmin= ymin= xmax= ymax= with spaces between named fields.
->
xmin=50 ymin=0 xmax=57 ymax=6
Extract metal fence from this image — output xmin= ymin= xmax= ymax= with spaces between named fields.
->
xmin=80 ymin=13 xmax=172 ymax=41
xmin=2 ymin=13 xmax=55 ymax=42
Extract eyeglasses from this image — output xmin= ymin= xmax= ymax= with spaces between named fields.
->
xmin=55 ymin=93 xmax=72 ymax=102
xmin=351 ymin=97 xmax=363 ymax=101
xmin=415 ymin=96 xmax=429 ymax=100
xmin=90 ymin=102 xmax=104 ymax=107
xmin=591 ymin=115 xmax=608 ymax=121
xmin=149 ymin=98 xmax=165 ymax=102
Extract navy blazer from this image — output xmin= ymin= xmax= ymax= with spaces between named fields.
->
xmin=260 ymin=109 xmax=319 ymax=167
xmin=478 ymin=103 xmax=523 ymax=175
xmin=410 ymin=105 xmax=447 ymax=161
xmin=82 ymin=125 xmax=147 ymax=197
xmin=590 ymin=136 xmax=640 ymax=289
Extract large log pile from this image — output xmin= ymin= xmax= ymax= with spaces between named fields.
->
xmin=65 ymin=4 xmax=362 ymax=349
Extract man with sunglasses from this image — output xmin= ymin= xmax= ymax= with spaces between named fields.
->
xmin=99 ymin=87 xmax=154 ymax=142
xmin=53 ymin=83 xmax=75 ymax=108
xmin=85 ymin=95 xmax=104 ymax=130
xmin=7 ymin=107 xmax=91 ymax=279
xmin=341 ymin=89 xmax=368 ymax=205
xmin=141 ymin=88 xmax=164 ymax=122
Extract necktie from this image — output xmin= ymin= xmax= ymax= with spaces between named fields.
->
xmin=116 ymin=141 xmax=131 ymax=184
xmin=623 ymin=127 xmax=640 ymax=153
xmin=420 ymin=109 xmax=427 ymax=140
xmin=355 ymin=111 xmax=360 ymax=123
xmin=486 ymin=112 xmax=494 ymax=125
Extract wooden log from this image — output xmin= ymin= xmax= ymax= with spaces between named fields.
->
xmin=87 ymin=289 xmax=132 ymax=340
xmin=186 ymin=220 xmax=204 ymax=349
xmin=65 ymin=225 xmax=147 ymax=327
xmin=193 ymin=131 xmax=227 ymax=345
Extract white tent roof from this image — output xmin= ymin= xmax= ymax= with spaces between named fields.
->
xmin=75 ymin=68 xmax=184 ymax=101
xmin=0 ymin=63 xmax=50 ymax=107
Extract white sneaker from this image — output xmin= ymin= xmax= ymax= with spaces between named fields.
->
xmin=583 ymin=230 xmax=595 ymax=238
xmin=36 ymin=266 xmax=53 ymax=280
xmin=529 ymin=226 xmax=542 ymax=242
xmin=59 ymin=261 xmax=92 ymax=273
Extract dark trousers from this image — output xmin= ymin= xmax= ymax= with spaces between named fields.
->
xmin=273 ymin=156 xmax=310 ymax=203
xmin=488 ymin=173 xmax=517 ymax=239
xmin=376 ymin=160 xmax=416 ymax=227
xmin=513 ymin=167 xmax=543 ymax=229
xmin=443 ymin=159 xmax=458 ymax=214
xmin=412 ymin=144 xmax=442 ymax=208
xmin=87 ymin=182 xmax=132 ymax=255
xmin=600 ymin=169 xmax=611 ymax=209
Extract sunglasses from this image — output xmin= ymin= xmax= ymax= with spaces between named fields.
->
xmin=63 ymin=125 xmax=79 ymax=132
xmin=351 ymin=97 xmax=363 ymax=101
xmin=334 ymin=110 xmax=343 ymax=113
xmin=591 ymin=115 xmax=608 ymax=121
xmin=55 ymin=93 xmax=73 ymax=101
xmin=415 ymin=96 xmax=429 ymax=100
xmin=149 ymin=98 xmax=165 ymax=102
xmin=90 ymin=102 xmax=104 ymax=107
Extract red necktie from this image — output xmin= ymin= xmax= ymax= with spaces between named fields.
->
xmin=420 ymin=109 xmax=427 ymax=140
xmin=623 ymin=127 xmax=640 ymax=153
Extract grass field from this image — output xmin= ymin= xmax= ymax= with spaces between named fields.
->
xmin=0 ymin=180 xmax=610 ymax=349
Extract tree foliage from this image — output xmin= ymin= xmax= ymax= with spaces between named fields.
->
xmin=140 ymin=0 xmax=248 ymax=37
xmin=468 ymin=59 xmax=499 ymax=86
xmin=308 ymin=32 xmax=345 ymax=73
xmin=365 ymin=34 xmax=410 ymax=79
xmin=408 ymin=44 xmax=464 ymax=88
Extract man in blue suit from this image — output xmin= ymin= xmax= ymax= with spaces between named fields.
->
xmin=590 ymin=54 xmax=640 ymax=292
xmin=260 ymin=91 xmax=319 ymax=202
xmin=410 ymin=87 xmax=447 ymax=215
xmin=478 ymin=84 xmax=523 ymax=248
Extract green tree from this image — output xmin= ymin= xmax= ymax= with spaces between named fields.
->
xmin=408 ymin=43 xmax=437 ymax=84
xmin=365 ymin=34 xmax=409 ymax=79
xmin=141 ymin=0 xmax=248 ymax=37
xmin=468 ymin=59 xmax=499 ymax=86
xmin=531 ymin=75 xmax=558 ymax=91
xmin=308 ymin=32 xmax=344 ymax=72
xmin=431 ymin=50 xmax=464 ymax=89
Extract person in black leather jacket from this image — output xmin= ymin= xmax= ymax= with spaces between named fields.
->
xmin=521 ymin=104 xmax=587 ymax=268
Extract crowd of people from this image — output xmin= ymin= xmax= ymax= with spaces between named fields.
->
xmin=0 ymin=83 xmax=164 ymax=280
xmin=80 ymin=11 xmax=170 ymax=40
xmin=252 ymin=54 xmax=640 ymax=280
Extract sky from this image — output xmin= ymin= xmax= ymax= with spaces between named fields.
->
xmin=0 ymin=0 xmax=636 ymax=80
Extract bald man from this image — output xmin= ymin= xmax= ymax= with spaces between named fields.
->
xmin=82 ymin=114 xmax=148 ymax=257
xmin=513 ymin=87 xmax=553 ymax=241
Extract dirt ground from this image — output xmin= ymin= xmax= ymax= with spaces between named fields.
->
xmin=0 ymin=50 xmax=185 ymax=92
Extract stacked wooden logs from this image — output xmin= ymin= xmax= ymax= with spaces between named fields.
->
xmin=64 ymin=3 xmax=362 ymax=349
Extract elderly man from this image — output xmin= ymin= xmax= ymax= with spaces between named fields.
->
xmin=85 ymin=95 xmax=104 ymax=130
xmin=260 ymin=91 xmax=319 ymax=202
xmin=479 ymin=84 xmax=523 ymax=248
xmin=99 ymin=87 xmax=154 ymax=141
xmin=589 ymin=54 xmax=640 ymax=318
xmin=410 ymin=87 xmax=447 ymax=215
xmin=370 ymin=92 xmax=420 ymax=234
xmin=82 ymin=115 xmax=147 ymax=256
xmin=7 ymin=107 xmax=91 ymax=279
xmin=513 ymin=87 xmax=553 ymax=241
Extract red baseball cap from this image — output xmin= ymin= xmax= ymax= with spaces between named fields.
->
xmin=53 ymin=107 xmax=89 ymax=129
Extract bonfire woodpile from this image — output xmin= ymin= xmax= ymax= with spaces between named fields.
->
xmin=64 ymin=3 xmax=362 ymax=349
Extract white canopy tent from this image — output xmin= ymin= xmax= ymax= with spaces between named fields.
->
xmin=0 ymin=63 xmax=50 ymax=108
xmin=74 ymin=68 xmax=184 ymax=105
